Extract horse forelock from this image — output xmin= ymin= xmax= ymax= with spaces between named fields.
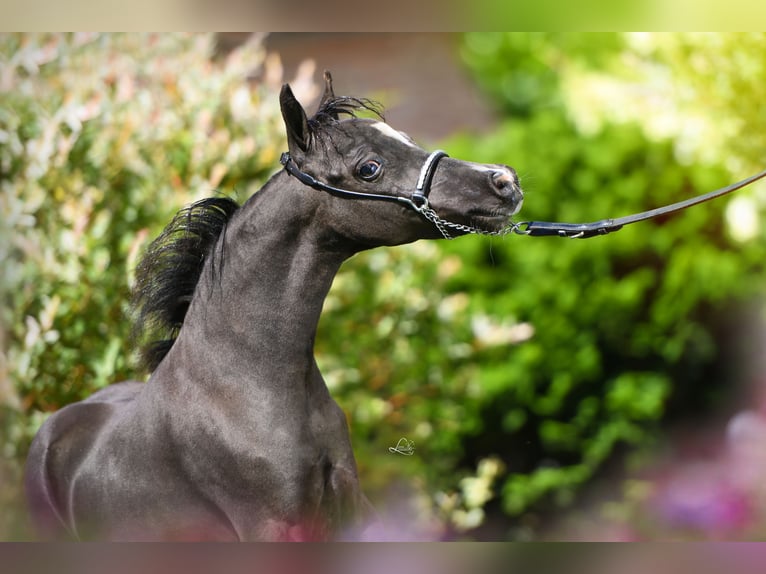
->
xmin=131 ymin=196 xmax=240 ymax=373
xmin=310 ymin=96 xmax=385 ymax=129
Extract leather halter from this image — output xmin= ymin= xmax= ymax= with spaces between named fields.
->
xmin=281 ymin=149 xmax=480 ymax=240
xmin=280 ymin=150 xmax=448 ymax=213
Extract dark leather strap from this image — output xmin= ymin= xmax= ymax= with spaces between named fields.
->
xmin=281 ymin=152 xmax=411 ymax=205
xmin=519 ymin=168 xmax=766 ymax=238
xmin=280 ymin=151 xmax=448 ymax=210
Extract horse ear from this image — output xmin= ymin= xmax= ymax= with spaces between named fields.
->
xmin=317 ymin=70 xmax=337 ymax=119
xmin=280 ymin=83 xmax=312 ymax=156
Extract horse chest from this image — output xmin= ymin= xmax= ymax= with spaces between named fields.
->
xmin=150 ymin=391 xmax=356 ymax=526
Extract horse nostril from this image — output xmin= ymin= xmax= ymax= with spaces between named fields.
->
xmin=491 ymin=167 xmax=519 ymax=191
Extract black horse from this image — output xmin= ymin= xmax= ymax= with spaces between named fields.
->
xmin=25 ymin=73 xmax=523 ymax=541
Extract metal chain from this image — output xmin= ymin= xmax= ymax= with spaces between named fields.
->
xmin=416 ymin=204 xmax=527 ymax=240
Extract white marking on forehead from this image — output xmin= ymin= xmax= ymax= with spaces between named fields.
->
xmin=469 ymin=163 xmax=500 ymax=174
xmin=372 ymin=122 xmax=416 ymax=147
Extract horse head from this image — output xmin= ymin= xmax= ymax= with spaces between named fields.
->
xmin=279 ymin=71 xmax=524 ymax=246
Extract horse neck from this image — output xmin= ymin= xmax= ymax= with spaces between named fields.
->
xmin=158 ymin=173 xmax=353 ymax=396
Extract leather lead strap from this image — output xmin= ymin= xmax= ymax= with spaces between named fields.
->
xmin=519 ymin=168 xmax=766 ymax=238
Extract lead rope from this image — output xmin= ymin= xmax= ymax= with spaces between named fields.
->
xmin=512 ymin=168 xmax=766 ymax=239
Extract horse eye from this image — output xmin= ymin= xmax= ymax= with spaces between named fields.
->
xmin=357 ymin=160 xmax=382 ymax=181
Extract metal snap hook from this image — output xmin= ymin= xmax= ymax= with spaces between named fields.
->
xmin=510 ymin=222 xmax=531 ymax=235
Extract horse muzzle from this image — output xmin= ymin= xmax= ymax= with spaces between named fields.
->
xmin=488 ymin=165 xmax=524 ymax=215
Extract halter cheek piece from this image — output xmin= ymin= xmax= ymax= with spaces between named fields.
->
xmin=280 ymin=150 xmax=447 ymax=213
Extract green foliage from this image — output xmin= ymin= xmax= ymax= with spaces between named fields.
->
xmin=461 ymin=32 xmax=625 ymax=117
xmin=320 ymin=33 xmax=766 ymax=535
xmin=446 ymin=33 xmax=766 ymax=533
xmin=1 ymin=33 xmax=285 ymax=462
xmin=559 ymin=33 xmax=766 ymax=177
xmin=319 ymin=103 xmax=765 ymax=533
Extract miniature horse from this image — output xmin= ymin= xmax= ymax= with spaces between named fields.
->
xmin=25 ymin=73 xmax=523 ymax=540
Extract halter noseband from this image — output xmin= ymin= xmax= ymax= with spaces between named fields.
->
xmin=413 ymin=149 xmax=449 ymax=208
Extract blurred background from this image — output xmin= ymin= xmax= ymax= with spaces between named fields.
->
xmin=2 ymin=32 xmax=766 ymax=541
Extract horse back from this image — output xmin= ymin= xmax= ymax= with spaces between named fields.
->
xmin=24 ymin=381 xmax=144 ymax=539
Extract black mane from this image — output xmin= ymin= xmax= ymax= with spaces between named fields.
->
xmin=131 ymin=197 xmax=240 ymax=373
xmin=130 ymin=97 xmax=383 ymax=374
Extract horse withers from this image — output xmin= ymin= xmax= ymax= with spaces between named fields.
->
xmin=24 ymin=72 xmax=523 ymax=541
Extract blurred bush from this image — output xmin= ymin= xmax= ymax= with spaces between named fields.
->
xmin=1 ymin=32 xmax=290 ymax=407
xmin=319 ymin=33 xmax=766 ymax=539
xmin=0 ymin=33 xmax=292 ymax=538
xmin=452 ymin=32 xmax=766 ymax=537
xmin=561 ymin=33 xmax=766 ymax=176
xmin=321 ymin=110 xmax=762 ymax=538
